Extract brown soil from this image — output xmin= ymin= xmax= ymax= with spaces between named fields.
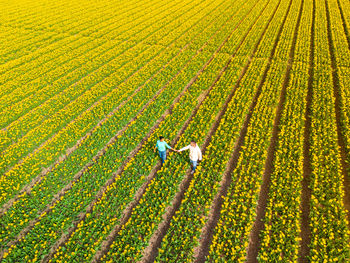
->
xmin=298 ymin=0 xmax=315 ymax=261
xmin=325 ymin=0 xmax=350 ymax=228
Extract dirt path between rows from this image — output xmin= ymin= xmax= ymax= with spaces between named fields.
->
xmin=298 ymin=0 xmax=315 ymax=262
xmin=325 ymin=0 xmax=350 ymax=229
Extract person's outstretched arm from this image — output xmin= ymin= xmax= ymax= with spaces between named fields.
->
xmin=165 ymin=141 xmax=172 ymax=150
xmin=154 ymin=141 xmax=158 ymax=152
xmin=198 ymin=147 xmax=203 ymax=161
xmin=179 ymin=145 xmax=190 ymax=152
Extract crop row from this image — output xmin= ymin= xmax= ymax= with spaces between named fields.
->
xmin=0 ymin=0 xmax=119 ymax=65
xmin=0 ymin=0 xmax=119 ymax=75
xmin=0 ymin=38 xmax=120 ymax=150
xmin=0 ymin=0 xmax=211 ymax=157
xmin=50 ymin=53 xmax=226 ymax=263
xmin=0 ymin=0 xmax=200 ymax=159
xmin=327 ymin=0 xmax=350 ymax=167
xmin=338 ymin=0 xmax=350 ymax=44
xmin=0 ymin=0 xmax=97 ymax=30
xmin=0 ymin=17 xmax=138 ymax=112
xmin=0 ymin=0 xmax=235 ymax=248
xmin=1 ymin=47 xmax=215 ymax=262
xmin=0 ymin=0 xmax=128 ymax=50
xmin=50 ymin=1 xmax=255 ymax=260
xmin=0 ymin=28 xmax=61 ymax=65
xmin=307 ymin=0 xmax=350 ymax=261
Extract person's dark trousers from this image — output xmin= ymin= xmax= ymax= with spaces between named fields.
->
xmin=159 ymin=150 xmax=166 ymax=165
xmin=190 ymin=160 xmax=198 ymax=171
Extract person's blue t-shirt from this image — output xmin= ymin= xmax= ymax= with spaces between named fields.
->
xmin=156 ymin=140 xmax=172 ymax=152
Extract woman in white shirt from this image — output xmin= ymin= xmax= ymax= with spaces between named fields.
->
xmin=177 ymin=140 xmax=202 ymax=174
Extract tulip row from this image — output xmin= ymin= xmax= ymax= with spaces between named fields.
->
xmin=257 ymin=0 xmax=312 ymax=260
xmin=0 ymin=37 xmax=108 ymax=116
xmin=0 ymin=44 xmax=181 ymax=248
xmin=0 ymin=43 xmax=158 ymax=179
xmin=0 ymin=39 xmax=121 ymax=150
xmin=154 ymin=0 xmax=281 ymax=260
xmin=1 ymin=0 xmax=240 ymax=257
xmin=0 ymin=0 xmax=217 ymax=205
xmin=3 ymin=0 xmax=350 ymax=261
xmin=307 ymin=0 xmax=350 ymax=261
xmin=337 ymin=66 xmax=350 ymax=155
xmin=327 ymin=0 xmax=350 ymax=164
xmin=1 ymin=0 xmax=98 ymax=30
xmin=0 ymin=33 xmax=97 ymax=85
xmin=207 ymin=0 xmax=305 ymax=261
xmin=0 ymin=0 xmax=232 ymax=248
xmin=338 ymin=0 xmax=350 ymax=42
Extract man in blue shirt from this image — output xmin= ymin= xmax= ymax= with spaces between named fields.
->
xmin=154 ymin=136 xmax=175 ymax=165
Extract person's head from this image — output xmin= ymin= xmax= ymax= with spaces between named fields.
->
xmin=159 ymin=136 xmax=164 ymax=142
xmin=190 ymin=140 xmax=196 ymax=147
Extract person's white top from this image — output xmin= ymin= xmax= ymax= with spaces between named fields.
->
xmin=179 ymin=144 xmax=202 ymax=161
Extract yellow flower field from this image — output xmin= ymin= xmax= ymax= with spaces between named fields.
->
xmin=0 ymin=0 xmax=349 ymax=262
